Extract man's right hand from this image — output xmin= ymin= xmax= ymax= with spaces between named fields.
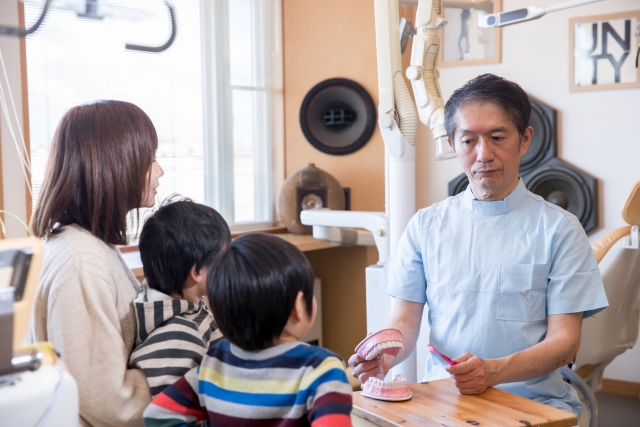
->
xmin=348 ymin=299 xmax=425 ymax=384
xmin=348 ymin=353 xmax=391 ymax=384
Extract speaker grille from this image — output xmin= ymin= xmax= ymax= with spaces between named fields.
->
xmin=448 ymin=173 xmax=469 ymax=197
xmin=523 ymin=158 xmax=598 ymax=233
xmin=520 ymin=97 xmax=556 ymax=175
xmin=300 ymin=78 xmax=376 ymax=155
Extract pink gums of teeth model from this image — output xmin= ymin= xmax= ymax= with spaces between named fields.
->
xmin=354 ymin=328 xmax=404 ymax=361
xmin=427 ymin=344 xmax=457 ymax=365
xmin=355 ymin=329 xmax=411 ymax=401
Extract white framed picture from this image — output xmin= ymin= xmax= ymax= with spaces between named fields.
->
xmin=439 ymin=0 xmax=502 ymax=67
xmin=570 ymin=11 xmax=640 ymax=92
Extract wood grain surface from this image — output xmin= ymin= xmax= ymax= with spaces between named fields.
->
xmin=352 ymin=378 xmax=578 ymax=427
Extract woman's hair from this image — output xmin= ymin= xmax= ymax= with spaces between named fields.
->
xmin=139 ymin=197 xmax=231 ymax=297
xmin=31 ymin=100 xmax=158 ymax=245
xmin=207 ymin=233 xmax=315 ymax=351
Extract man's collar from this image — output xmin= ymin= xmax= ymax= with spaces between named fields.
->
xmin=462 ymin=178 xmax=527 ymax=216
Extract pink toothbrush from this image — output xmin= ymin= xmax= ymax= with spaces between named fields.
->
xmin=427 ymin=344 xmax=457 ymax=366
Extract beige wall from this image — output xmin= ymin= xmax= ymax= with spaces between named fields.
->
xmin=283 ymin=0 xmax=385 ymax=213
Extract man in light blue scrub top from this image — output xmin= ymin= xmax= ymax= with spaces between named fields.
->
xmin=349 ymin=74 xmax=608 ymax=417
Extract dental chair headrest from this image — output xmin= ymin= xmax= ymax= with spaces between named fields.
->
xmin=592 ymin=181 xmax=640 ymax=263
xmin=622 ymin=181 xmax=640 ymax=226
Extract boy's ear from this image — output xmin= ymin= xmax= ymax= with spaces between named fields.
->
xmin=289 ymin=291 xmax=306 ymax=323
xmin=185 ymin=264 xmax=205 ymax=289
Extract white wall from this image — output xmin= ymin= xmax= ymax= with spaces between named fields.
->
xmin=414 ymin=0 xmax=640 ymax=382
xmin=0 ymin=1 xmax=29 ymax=238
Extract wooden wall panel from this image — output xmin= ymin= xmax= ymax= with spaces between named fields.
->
xmin=305 ymin=246 xmax=368 ymax=361
xmin=283 ymin=0 xmax=384 ymax=213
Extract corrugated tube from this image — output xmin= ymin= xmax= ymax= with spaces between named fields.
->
xmin=393 ymin=71 xmax=418 ymax=146
xmin=422 ymin=44 xmax=442 ymax=100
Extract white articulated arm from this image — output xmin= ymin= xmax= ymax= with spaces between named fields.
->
xmin=300 ymin=210 xmax=390 ymax=262
xmin=406 ymin=0 xmax=455 ymax=160
xmin=479 ymin=0 xmax=602 ymax=28
xmin=374 ymin=0 xmax=418 ymax=156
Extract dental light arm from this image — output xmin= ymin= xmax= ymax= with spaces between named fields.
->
xmin=405 ymin=0 xmax=455 ymax=160
xmin=479 ymin=0 xmax=602 ymax=28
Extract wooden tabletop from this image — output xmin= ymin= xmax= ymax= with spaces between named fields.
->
xmin=352 ymin=378 xmax=578 ymax=427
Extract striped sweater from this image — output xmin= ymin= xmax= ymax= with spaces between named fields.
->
xmin=143 ymin=340 xmax=353 ymax=427
xmin=129 ymin=287 xmax=223 ymax=397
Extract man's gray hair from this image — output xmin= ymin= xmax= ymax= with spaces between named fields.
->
xmin=444 ymin=74 xmax=532 ymax=145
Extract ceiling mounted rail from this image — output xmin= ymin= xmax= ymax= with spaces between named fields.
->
xmin=125 ymin=1 xmax=177 ymax=53
xmin=0 ymin=0 xmax=52 ymax=37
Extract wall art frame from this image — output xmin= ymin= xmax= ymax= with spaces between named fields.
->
xmin=439 ymin=0 xmax=502 ymax=67
xmin=569 ymin=10 xmax=640 ymax=92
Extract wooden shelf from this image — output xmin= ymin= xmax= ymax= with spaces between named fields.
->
xmin=274 ymin=233 xmax=335 ymax=252
xmin=124 ymin=233 xmax=336 ymax=282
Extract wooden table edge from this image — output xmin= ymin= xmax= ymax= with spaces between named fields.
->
xmin=351 ymin=379 xmax=578 ymax=427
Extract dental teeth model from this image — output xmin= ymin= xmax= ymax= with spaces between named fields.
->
xmin=354 ymin=328 xmax=412 ymax=401
xmin=361 ymin=374 xmax=412 ymax=401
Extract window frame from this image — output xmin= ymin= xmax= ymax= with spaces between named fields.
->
xmin=201 ymin=0 xmax=282 ymax=231
xmin=17 ymin=0 xmax=284 ymax=234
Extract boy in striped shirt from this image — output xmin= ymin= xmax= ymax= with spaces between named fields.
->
xmin=143 ymin=233 xmax=353 ymax=427
xmin=130 ymin=199 xmax=231 ymax=396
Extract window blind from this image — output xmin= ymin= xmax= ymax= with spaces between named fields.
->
xmin=24 ymin=0 xmax=283 ymax=233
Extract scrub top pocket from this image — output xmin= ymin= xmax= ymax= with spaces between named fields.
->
xmin=497 ymin=263 xmax=549 ymax=321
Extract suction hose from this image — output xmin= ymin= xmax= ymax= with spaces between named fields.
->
xmin=422 ymin=42 xmax=455 ymax=160
xmin=393 ymin=71 xmax=418 ymax=146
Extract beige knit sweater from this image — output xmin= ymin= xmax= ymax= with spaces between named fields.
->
xmin=27 ymin=225 xmax=151 ymax=427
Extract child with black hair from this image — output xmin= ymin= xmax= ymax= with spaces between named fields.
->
xmin=129 ymin=198 xmax=231 ymax=397
xmin=143 ymin=233 xmax=353 ymax=427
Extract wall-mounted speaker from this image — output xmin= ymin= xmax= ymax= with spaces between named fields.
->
xmin=448 ymin=173 xmax=469 ymax=197
xmin=446 ymin=95 xmax=598 ymax=233
xmin=300 ymin=78 xmax=376 ymax=156
xmin=523 ymin=158 xmax=598 ymax=233
xmin=519 ymin=97 xmax=556 ymax=175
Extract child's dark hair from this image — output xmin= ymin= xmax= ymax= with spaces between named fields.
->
xmin=207 ymin=233 xmax=315 ymax=351
xmin=139 ymin=197 xmax=231 ymax=297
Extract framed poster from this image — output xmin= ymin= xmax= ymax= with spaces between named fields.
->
xmin=439 ymin=0 xmax=502 ymax=67
xmin=570 ymin=11 xmax=640 ymax=92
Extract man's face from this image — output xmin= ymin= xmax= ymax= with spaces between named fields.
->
xmin=449 ymin=102 xmax=533 ymax=201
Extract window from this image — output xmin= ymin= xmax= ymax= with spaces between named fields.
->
xmin=24 ymin=0 xmax=283 ymax=232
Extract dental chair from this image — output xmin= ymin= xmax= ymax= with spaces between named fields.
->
xmin=572 ymin=181 xmax=640 ymax=393
xmin=0 ymin=237 xmax=79 ymax=426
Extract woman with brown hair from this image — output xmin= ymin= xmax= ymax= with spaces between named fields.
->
xmin=28 ymin=100 xmax=164 ymax=427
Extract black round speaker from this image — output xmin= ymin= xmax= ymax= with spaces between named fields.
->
xmin=300 ymin=78 xmax=376 ymax=155
xmin=448 ymin=173 xmax=469 ymax=197
xmin=519 ymin=97 xmax=556 ymax=175
xmin=523 ymin=158 xmax=597 ymax=233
